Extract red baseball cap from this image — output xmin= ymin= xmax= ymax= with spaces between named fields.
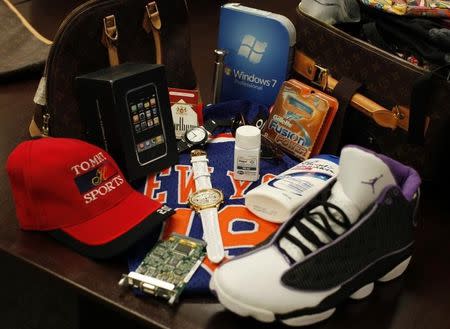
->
xmin=6 ymin=137 xmax=173 ymax=259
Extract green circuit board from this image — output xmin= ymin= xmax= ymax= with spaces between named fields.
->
xmin=120 ymin=233 xmax=206 ymax=304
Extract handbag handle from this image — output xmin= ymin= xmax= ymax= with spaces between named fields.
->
xmin=293 ymin=50 xmax=410 ymax=131
xmin=101 ymin=1 xmax=163 ymax=68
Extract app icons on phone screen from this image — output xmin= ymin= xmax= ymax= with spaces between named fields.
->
xmin=136 ymin=135 xmax=165 ymax=153
xmin=128 ymin=93 xmax=163 ymax=154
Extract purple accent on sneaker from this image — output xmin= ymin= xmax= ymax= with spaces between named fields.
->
xmin=343 ymin=145 xmax=421 ymax=201
xmin=376 ymin=153 xmax=421 ymax=201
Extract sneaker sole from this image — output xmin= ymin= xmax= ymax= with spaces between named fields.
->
xmin=211 ymin=256 xmax=411 ymax=326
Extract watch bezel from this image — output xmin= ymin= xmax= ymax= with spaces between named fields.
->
xmin=188 ymin=188 xmax=224 ymax=211
xmin=184 ymin=126 xmax=209 ymax=146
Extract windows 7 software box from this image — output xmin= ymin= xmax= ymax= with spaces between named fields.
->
xmin=217 ymin=3 xmax=296 ymax=107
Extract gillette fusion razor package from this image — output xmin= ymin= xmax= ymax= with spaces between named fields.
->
xmin=217 ymin=4 xmax=296 ymax=107
xmin=262 ymin=80 xmax=339 ymax=161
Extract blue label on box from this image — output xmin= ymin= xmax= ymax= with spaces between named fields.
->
xmin=218 ymin=5 xmax=295 ymax=107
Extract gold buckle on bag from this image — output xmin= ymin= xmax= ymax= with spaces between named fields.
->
xmin=101 ymin=15 xmax=120 ymax=66
xmin=103 ymin=15 xmax=118 ymax=46
xmin=146 ymin=2 xmax=161 ymax=31
xmin=311 ymin=65 xmax=329 ymax=91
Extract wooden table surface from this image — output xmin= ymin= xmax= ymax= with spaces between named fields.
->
xmin=1 ymin=1 xmax=450 ymax=328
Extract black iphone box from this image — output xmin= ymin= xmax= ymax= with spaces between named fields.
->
xmin=76 ymin=63 xmax=178 ymax=181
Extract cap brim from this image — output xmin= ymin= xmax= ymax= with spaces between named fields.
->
xmin=49 ymin=191 xmax=174 ymax=259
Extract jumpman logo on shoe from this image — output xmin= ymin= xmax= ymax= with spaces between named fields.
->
xmin=361 ymin=174 xmax=384 ymax=194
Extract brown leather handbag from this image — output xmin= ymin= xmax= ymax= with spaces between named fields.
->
xmin=31 ymin=0 xmax=197 ymax=139
xmin=294 ymin=7 xmax=450 ymax=185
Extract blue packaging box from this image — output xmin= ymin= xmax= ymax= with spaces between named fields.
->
xmin=217 ymin=4 xmax=296 ymax=107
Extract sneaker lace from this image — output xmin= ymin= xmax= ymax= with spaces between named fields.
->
xmin=278 ymin=200 xmax=352 ymax=262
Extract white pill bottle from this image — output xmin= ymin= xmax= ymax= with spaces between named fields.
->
xmin=245 ymin=155 xmax=339 ymax=223
xmin=233 ymin=125 xmax=261 ymax=182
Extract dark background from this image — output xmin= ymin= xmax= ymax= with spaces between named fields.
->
xmin=1 ymin=1 xmax=450 ymax=329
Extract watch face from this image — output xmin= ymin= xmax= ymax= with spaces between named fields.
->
xmin=189 ymin=188 xmax=223 ymax=209
xmin=185 ymin=127 xmax=208 ymax=145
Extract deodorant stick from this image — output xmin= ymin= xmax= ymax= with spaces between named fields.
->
xmin=245 ymin=155 xmax=339 ymax=223
xmin=234 ymin=125 xmax=261 ymax=181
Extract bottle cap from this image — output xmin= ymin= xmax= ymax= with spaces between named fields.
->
xmin=235 ymin=125 xmax=261 ymax=149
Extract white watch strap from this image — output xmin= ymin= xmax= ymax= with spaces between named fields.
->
xmin=199 ymin=207 xmax=224 ymax=263
xmin=191 ymin=155 xmax=212 ymax=190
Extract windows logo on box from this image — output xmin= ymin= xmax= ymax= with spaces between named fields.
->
xmin=237 ymin=35 xmax=267 ymax=64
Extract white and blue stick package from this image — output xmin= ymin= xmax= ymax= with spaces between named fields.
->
xmin=217 ymin=4 xmax=296 ymax=107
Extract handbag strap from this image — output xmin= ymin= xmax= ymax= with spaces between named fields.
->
xmin=321 ymin=77 xmax=362 ymax=154
xmin=143 ymin=1 xmax=162 ymax=64
xmin=101 ymin=15 xmax=120 ymax=66
xmin=408 ymin=65 xmax=449 ymax=145
xmin=408 ymin=74 xmax=431 ymax=145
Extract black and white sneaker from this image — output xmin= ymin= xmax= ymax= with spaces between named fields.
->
xmin=210 ymin=145 xmax=421 ymax=326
